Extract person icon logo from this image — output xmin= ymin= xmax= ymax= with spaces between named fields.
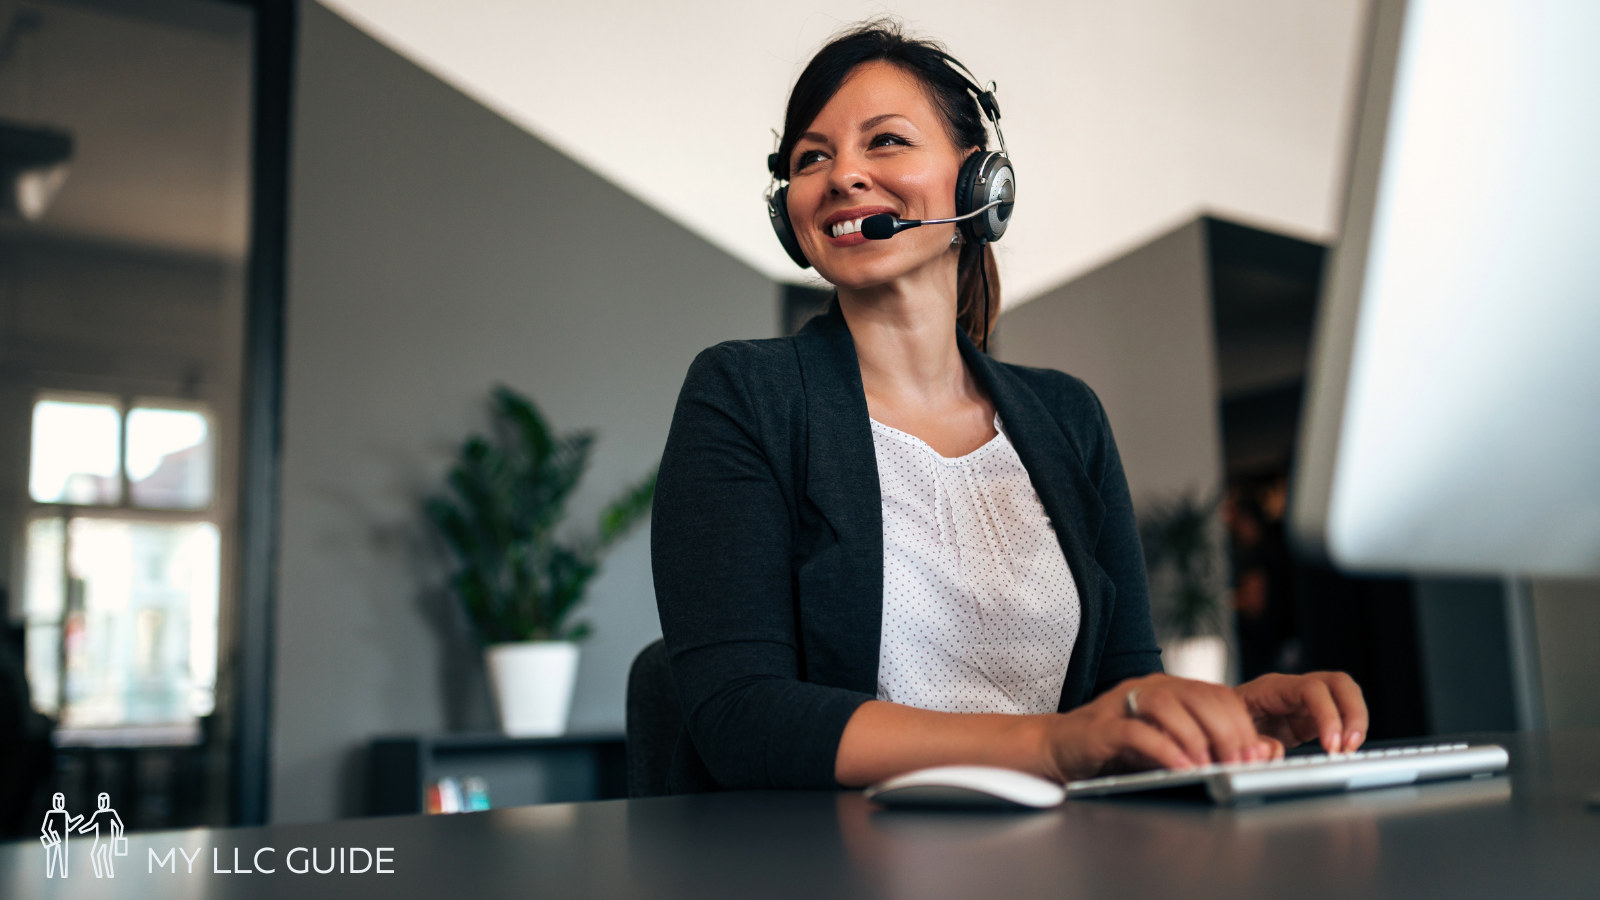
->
xmin=80 ymin=792 xmax=127 ymax=878
xmin=39 ymin=792 xmax=125 ymax=879
xmin=39 ymin=792 xmax=81 ymax=879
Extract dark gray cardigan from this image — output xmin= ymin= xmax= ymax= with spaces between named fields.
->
xmin=650 ymin=302 xmax=1162 ymax=792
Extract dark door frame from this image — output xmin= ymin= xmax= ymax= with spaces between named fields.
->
xmin=222 ymin=0 xmax=294 ymax=827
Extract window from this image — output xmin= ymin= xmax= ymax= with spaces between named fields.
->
xmin=29 ymin=399 xmax=123 ymax=505
xmin=22 ymin=394 xmax=220 ymax=736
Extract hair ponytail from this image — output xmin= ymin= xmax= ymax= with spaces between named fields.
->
xmin=956 ymin=242 xmax=1000 ymax=350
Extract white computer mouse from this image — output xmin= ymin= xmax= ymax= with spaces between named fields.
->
xmin=865 ymin=765 xmax=1067 ymax=810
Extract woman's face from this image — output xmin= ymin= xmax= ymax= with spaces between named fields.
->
xmin=787 ymin=61 xmax=970 ymax=292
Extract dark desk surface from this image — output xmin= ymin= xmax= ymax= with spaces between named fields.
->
xmin=5 ymin=730 xmax=1598 ymax=899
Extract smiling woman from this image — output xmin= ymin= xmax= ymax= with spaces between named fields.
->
xmin=650 ymin=20 xmax=1368 ymax=797
xmin=764 ymin=25 xmax=1005 ymax=351
xmin=783 ymin=63 xmax=969 ymax=293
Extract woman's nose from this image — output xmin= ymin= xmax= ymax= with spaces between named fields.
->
xmin=828 ymin=150 xmax=872 ymax=194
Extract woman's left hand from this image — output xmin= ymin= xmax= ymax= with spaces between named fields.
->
xmin=1233 ymin=671 xmax=1368 ymax=756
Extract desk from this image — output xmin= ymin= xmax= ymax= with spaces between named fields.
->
xmin=4 ymin=730 xmax=1598 ymax=899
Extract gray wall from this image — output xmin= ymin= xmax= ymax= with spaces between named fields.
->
xmin=993 ymin=220 xmax=1231 ymax=667
xmin=995 ymin=221 xmax=1225 ymax=511
xmin=273 ymin=2 xmax=774 ymax=824
xmin=1532 ymin=578 xmax=1600 ymax=728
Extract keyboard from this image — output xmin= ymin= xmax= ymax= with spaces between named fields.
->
xmin=1065 ymin=741 xmax=1509 ymax=805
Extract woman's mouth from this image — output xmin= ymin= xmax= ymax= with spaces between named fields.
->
xmin=823 ymin=207 xmax=895 ymax=245
xmin=830 ymin=216 xmax=869 ymax=238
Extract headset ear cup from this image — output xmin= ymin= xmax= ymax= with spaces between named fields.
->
xmin=767 ymin=185 xmax=811 ymax=269
xmin=983 ymin=156 xmax=1014 ymax=243
xmin=955 ymin=151 xmax=1015 ymax=245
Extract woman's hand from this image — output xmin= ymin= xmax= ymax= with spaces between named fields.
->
xmin=1036 ymin=674 xmax=1278 ymax=782
xmin=1233 ymin=671 xmax=1368 ymax=755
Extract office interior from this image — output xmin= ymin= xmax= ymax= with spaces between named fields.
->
xmin=1 ymin=0 xmax=1598 ymax=837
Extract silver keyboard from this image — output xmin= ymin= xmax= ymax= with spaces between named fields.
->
xmin=1065 ymin=742 xmax=1509 ymax=805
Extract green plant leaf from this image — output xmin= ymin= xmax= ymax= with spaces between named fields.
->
xmin=424 ymin=385 xmax=661 ymax=646
xmin=1139 ymin=492 xmax=1224 ymax=640
xmin=494 ymin=385 xmax=553 ymax=469
xmin=424 ymin=496 xmax=479 ymax=564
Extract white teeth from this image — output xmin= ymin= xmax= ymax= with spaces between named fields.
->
xmin=830 ymin=216 xmax=868 ymax=238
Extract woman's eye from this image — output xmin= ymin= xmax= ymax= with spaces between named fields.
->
xmin=871 ymin=132 xmax=910 ymax=148
xmin=793 ymin=149 xmax=825 ymax=171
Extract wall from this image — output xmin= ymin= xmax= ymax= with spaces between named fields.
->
xmin=992 ymin=220 xmax=1230 ymax=676
xmin=273 ymin=2 xmax=775 ymax=823
xmin=1532 ymin=578 xmax=1600 ymax=728
xmin=994 ymin=220 xmax=1224 ymax=510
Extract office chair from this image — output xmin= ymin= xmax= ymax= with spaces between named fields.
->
xmin=625 ymin=638 xmax=681 ymax=797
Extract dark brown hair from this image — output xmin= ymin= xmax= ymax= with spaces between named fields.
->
xmin=776 ymin=20 xmax=1001 ymax=347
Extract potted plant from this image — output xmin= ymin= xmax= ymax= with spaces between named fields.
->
xmin=426 ymin=385 xmax=655 ymax=736
xmin=1139 ymin=492 xmax=1229 ymax=683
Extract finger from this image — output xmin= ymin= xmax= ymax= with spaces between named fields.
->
xmin=1112 ymin=718 xmax=1197 ymax=772
xmin=1315 ymin=671 xmax=1369 ymax=751
xmin=1133 ymin=689 xmax=1214 ymax=765
xmin=1178 ymin=685 xmax=1258 ymax=763
xmin=1238 ymin=675 xmax=1327 ymax=749
xmin=1254 ymin=736 xmax=1285 ymax=761
xmin=1294 ymin=678 xmax=1347 ymax=753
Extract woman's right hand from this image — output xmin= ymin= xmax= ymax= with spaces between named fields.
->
xmin=1035 ymin=674 xmax=1278 ymax=783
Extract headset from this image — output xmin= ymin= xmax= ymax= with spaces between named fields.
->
xmin=764 ymin=58 xmax=1015 ymax=270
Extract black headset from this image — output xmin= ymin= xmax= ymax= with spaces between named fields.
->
xmin=765 ymin=60 xmax=1015 ymax=270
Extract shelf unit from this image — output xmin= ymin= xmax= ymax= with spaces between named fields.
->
xmin=367 ymin=732 xmax=627 ymax=816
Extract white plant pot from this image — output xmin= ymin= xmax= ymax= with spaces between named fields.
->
xmin=1163 ymin=635 xmax=1229 ymax=684
xmin=485 ymin=641 xmax=580 ymax=737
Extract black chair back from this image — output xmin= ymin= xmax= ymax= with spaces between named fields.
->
xmin=625 ymin=638 xmax=681 ymax=798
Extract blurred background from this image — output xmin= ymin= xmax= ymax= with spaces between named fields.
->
xmin=1 ymin=0 xmax=1596 ymax=834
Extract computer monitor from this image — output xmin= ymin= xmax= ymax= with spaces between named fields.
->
xmin=1290 ymin=0 xmax=1600 ymax=577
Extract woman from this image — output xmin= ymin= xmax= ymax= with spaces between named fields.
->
xmin=651 ymin=21 xmax=1365 ymax=794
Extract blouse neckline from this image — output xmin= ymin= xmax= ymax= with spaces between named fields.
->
xmin=868 ymin=413 xmax=1007 ymax=466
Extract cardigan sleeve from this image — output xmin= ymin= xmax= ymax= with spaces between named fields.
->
xmin=1082 ymin=383 xmax=1166 ymax=696
xmin=651 ymin=344 xmax=872 ymax=790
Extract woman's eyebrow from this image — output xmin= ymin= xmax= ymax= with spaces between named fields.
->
xmin=797 ymin=113 xmax=912 ymax=146
xmin=859 ymin=113 xmax=909 ymax=131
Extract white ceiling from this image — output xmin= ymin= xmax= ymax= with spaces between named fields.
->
xmin=318 ymin=0 xmax=1370 ymax=306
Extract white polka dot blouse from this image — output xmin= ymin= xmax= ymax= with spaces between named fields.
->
xmin=871 ymin=413 xmax=1081 ymax=715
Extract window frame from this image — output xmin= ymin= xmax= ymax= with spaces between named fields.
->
xmin=23 ymin=391 xmax=223 ymax=743
xmin=29 ymin=390 xmax=220 ymax=515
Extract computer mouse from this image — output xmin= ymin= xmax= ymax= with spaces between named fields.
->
xmin=864 ymin=765 xmax=1067 ymax=810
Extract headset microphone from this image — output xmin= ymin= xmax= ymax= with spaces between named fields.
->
xmin=861 ymin=193 xmax=1013 ymax=241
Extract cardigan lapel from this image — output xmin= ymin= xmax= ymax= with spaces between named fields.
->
xmin=792 ymin=303 xmax=884 ymax=694
xmin=957 ymin=330 xmax=1110 ymax=710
